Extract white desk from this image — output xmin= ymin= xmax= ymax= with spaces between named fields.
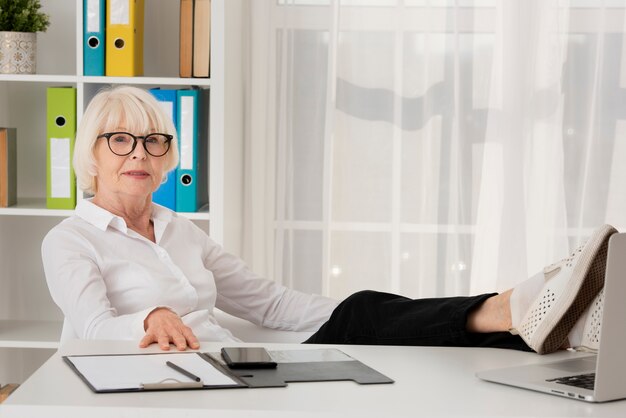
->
xmin=2 ymin=339 xmax=626 ymax=418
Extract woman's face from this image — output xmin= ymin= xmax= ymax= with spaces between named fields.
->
xmin=93 ymin=126 xmax=168 ymax=202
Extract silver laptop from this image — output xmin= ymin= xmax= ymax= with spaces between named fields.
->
xmin=477 ymin=233 xmax=626 ymax=402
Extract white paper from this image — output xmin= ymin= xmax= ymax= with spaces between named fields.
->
xmin=50 ymin=137 xmax=70 ymax=198
xmin=179 ymin=96 xmax=195 ymax=170
xmin=110 ymin=0 xmax=129 ymax=25
xmin=67 ymin=353 xmax=238 ymax=391
xmin=87 ymin=0 xmax=101 ymax=32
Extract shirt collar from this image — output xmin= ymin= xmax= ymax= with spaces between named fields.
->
xmin=151 ymin=202 xmax=174 ymax=242
xmin=74 ymin=198 xmax=173 ymax=235
xmin=151 ymin=202 xmax=173 ymax=224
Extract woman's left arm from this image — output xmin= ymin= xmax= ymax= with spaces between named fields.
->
xmin=205 ymin=239 xmax=338 ymax=332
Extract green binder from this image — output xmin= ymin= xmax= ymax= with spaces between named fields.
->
xmin=46 ymin=87 xmax=77 ymax=209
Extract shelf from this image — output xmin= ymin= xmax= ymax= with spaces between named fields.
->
xmin=80 ymin=76 xmax=212 ymax=87
xmin=180 ymin=203 xmax=211 ymax=220
xmin=0 ymin=320 xmax=61 ymax=349
xmin=0 ymin=198 xmax=74 ymax=217
xmin=0 ymin=75 xmax=212 ymax=87
xmin=0 ymin=198 xmax=210 ymax=220
xmin=0 ymin=74 xmax=77 ymax=83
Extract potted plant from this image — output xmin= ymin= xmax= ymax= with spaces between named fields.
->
xmin=0 ymin=0 xmax=50 ymax=74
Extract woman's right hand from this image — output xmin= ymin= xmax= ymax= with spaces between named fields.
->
xmin=139 ymin=307 xmax=200 ymax=351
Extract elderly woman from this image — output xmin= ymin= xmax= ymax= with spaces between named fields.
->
xmin=42 ymin=86 xmax=614 ymax=355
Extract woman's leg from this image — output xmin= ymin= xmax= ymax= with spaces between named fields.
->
xmin=305 ymin=224 xmax=616 ymax=354
xmin=304 ymin=290 xmax=531 ymax=351
xmin=465 ymin=289 xmax=512 ymax=333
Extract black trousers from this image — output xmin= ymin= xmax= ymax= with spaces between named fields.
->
xmin=304 ymin=290 xmax=532 ymax=351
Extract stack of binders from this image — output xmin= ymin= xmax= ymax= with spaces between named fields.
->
xmin=180 ymin=0 xmax=211 ymax=78
xmin=83 ymin=0 xmax=145 ymax=77
xmin=150 ymin=88 xmax=209 ymax=212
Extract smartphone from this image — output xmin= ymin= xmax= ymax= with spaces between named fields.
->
xmin=220 ymin=347 xmax=277 ymax=369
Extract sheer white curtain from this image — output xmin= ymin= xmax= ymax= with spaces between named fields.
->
xmin=244 ymin=0 xmax=626 ymax=301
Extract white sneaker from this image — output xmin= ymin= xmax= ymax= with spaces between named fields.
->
xmin=571 ymin=288 xmax=604 ymax=353
xmin=513 ymin=224 xmax=617 ymax=354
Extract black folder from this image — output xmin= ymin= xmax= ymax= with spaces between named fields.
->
xmin=209 ymin=348 xmax=394 ymax=387
xmin=64 ymin=348 xmax=393 ymax=393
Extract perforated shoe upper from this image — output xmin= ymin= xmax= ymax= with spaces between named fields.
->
xmin=513 ymin=225 xmax=616 ymax=354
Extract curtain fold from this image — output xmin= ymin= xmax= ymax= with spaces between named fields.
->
xmin=244 ymin=0 xmax=626 ymax=301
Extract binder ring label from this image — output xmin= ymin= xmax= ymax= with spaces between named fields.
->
xmin=88 ymin=36 xmax=100 ymax=49
xmin=181 ymin=174 xmax=193 ymax=186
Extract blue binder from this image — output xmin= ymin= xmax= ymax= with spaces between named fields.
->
xmin=154 ymin=171 xmax=176 ymax=210
xmin=83 ymin=0 xmax=105 ymax=76
xmin=176 ymin=89 xmax=200 ymax=212
xmin=150 ymin=88 xmax=178 ymax=211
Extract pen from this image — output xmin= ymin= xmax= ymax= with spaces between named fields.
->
xmin=165 ymin=360 xmax=201 ymax=382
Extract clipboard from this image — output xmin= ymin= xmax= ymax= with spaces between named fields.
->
xmin=64 ymin=348 xmax=394 ymax=393
xmin=63 ymin=352 xmax=247 ymax=393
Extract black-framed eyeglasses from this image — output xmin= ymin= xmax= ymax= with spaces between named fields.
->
xmin=97 ymin=132 xmax=173 ymax=157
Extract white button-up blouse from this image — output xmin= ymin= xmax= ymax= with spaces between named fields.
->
xmin=42 ymin=199 xmax=338 ymax=343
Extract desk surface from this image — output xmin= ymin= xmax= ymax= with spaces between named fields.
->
xmin=2 ymin=339 xmax=626 ymax=418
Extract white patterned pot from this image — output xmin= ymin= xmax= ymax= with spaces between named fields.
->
xmin=0 ymin=31 xmax=37 ymax=74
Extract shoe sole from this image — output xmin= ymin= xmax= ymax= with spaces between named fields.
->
xmin=534 ymin=225 xmax=616 ymax=354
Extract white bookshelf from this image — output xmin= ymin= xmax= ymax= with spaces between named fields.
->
xmin=0 ymin=320 xmax=62 ymax=349
xmin=0 ymin=0 xmax=238 ymax=383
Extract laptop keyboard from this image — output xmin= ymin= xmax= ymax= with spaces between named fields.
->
xmin=547 ymin=373 xmax=595 ymax=390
